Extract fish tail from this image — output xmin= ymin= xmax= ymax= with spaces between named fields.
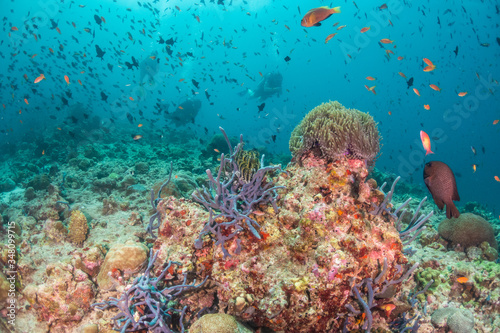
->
xmin=425 ymin=150 xmax=434 ymax=155
xmin=332 ymin=6 xmax=341 ymax=13
xmin=446 ymin=202 xmax=460 ymax=219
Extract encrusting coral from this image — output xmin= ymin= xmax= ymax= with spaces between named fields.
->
xmin=68 ymin=210 xmax=89 ymax=246
xmin=289 ymin=100 xmax=380 ymax=165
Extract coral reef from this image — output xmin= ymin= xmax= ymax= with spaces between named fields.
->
xmin=96 ymin=241 xmax=148 ymax=290
xmin=438 ymin=213 xmax=498 ymax=250
xmin=68 ymin=210 xmax=89 ymax=246
xmin=190 ymin=313 xmax=254 ymax=333
xmin=24 ymin=262 xmax=96 ymax=329
xmin=1 ymin=114 xmax=499 ymax=333
xmin=150 ymin=153 xmax=414 ymax=332
xmin=93 ymin=249 xmax=207 ymax=333
xmin=0 ymin=178 xmax=16 ymax=192
xmin=431 ymin=307 xmax=475 ymax=333
xmin=192 ymin=128 xmax=283 ymax=258
xmin=0 ymin=272 xmax=9 ymax=308
xmin=289 ymin=100 xmax=380 ymax=164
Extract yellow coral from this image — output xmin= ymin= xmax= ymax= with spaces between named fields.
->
xmin=289 ymin=101 xmax=380 ymax=165
xmin=68 ymin=210 xmax=88 ymax=246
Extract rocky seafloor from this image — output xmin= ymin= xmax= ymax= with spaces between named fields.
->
xmin=0 ymin=124 xmax=499 ymax=333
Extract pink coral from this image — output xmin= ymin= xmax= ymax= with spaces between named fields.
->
xmin=152 ymin=155 xmax=407 ymax=332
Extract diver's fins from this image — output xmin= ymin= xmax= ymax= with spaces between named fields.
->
xmin=238 ymin=89 xmax=254 ymax=97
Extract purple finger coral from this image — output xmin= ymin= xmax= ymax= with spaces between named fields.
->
xmin=92 ymin=249 xmax=207 ymax=333
xmin=192 ymin=127 xmax=284 ymax=258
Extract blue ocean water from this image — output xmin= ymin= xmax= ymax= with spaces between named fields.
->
xmin=1 ymin=0 xmax=499 ymax=214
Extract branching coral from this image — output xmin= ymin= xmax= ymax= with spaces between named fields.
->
xmin=92 ymin=249 xmax=207 ymax=333
xmin=192 ymin=127 xmax=284 ymax=258
xmin=344 ymin=262 xmax=420 ymax=332
xmin=370 ymin=176 xmax=434 ymax=253
xmin=289 ymin=100 xmax=380 ymax=164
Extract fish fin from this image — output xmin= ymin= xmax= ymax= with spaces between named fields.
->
xmin=424 ymin=176 xmax=431 ymax=187
xmin=332 ymin=6 xmax=341 ymax=13
xmin=314 ymin=23 xmax=322 ymax=26
xmin=446 ymin=202 xmax=460 ymax=219
xmin=452 ymin=187 xmax=460 ymax=201
xmin=434 ymin=196 xmax=445 ymax=210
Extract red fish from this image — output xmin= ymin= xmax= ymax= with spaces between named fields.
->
xmin=301 ymin=6 xmax=341 ymax=27
xmin=424 ymin=161 xmax=460 ymax=218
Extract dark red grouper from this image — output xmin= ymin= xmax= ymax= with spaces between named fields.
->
xmin=423 ymin=161 xmax=460 ymax=218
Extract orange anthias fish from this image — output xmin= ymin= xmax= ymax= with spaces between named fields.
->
xmin=364 ymin=85 xmax=376 ymax=94
xmin=424 ymin=104 xmax=430 ymax=110
xmin=301 ymin=6 xmax=341 ymax=27
xmin=325 ymin=33 xmax=337 ymax=43
xmin=64 ymin=75 xmax=70 ymax=85
xmin=420 ymin=130 xmax=434 ymax=155
xmin=398 ymin=72 xmax=406 ymax=78
xmin=423 ymin=58 xmax=436 ymax=72
xmin=380 ymin=38 xmax=393 ymax=44
xmin=413 ymin=88 xmax=421 ymax=96
xmin=429 ymin=84 xmax=441 ymax=92
xmin=495 ymin=175 xmax=500 ymax=182
xmin=360 ymin=27 xmax=370 ymax=33
xmin=457 ymin=277 xmax=468 ymax=284
xmin=493 ymin=119 xmax=499 ymax=125
xmin=366 ymin=76 xmax=376 ymax=81
xmin=458 ymin=92 xmax=467 ymax=97
xmin=34 ymin=74 xmax=45 ymax=83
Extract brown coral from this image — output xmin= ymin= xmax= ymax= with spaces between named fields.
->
xmin=438 ymin=213 xmax=498 ymax=249
xmin=289 ymin=101 xmax=380 ymax=165
xmin=68 ymin=210 xmax=88 ymax=246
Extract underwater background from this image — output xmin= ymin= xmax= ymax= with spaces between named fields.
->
xmin=1 ymin=0 xmax=499 ymax=213
xmin=1 ymin=0 xmax=500 ymax=332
